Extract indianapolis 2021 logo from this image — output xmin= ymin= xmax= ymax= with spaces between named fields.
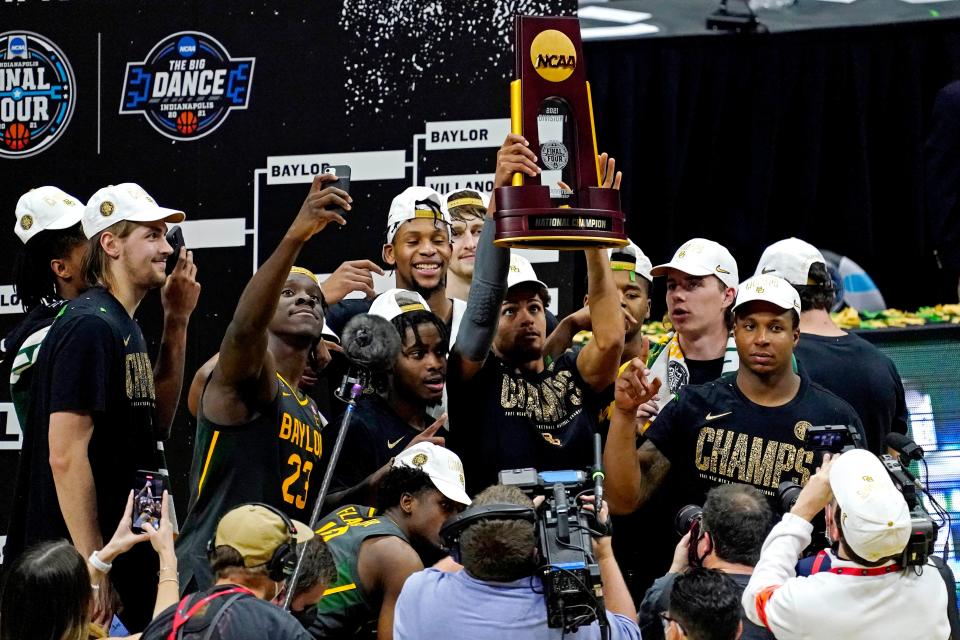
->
xmin=120 ymin=31 xmax=254 ymax=141
xmin=0 ymin=32 xmax=76 ymax=159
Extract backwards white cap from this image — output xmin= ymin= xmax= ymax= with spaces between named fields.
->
xmin=385 ymin=186 xmax=451 ymax=244
xmin=755 ymin=238 xmax=827 ymax=286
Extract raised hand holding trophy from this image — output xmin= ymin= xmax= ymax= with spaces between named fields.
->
xmin=493 ymin=15 xmax=627 ymax=250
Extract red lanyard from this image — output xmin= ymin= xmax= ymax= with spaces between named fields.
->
xmin=809 ymin=551 xmax=903 ymax=576
xmin=828 ymin=563 xmax=902 ymax=576
xmin=168 ymin=586 xmax=254 ymax=640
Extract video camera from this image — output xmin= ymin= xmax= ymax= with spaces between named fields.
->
xmin=498 ymin=467 xmax=608 ymax=635
xmin=880 ymin=454 xmax=937 ymax=567
xmin=777 ymin=423 xmax=865 ymax=513
xmin=776 ymin=425 xmax=937 ymax=567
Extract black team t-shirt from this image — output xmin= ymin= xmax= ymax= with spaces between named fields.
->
xmin=645 ymin=373 xmax=865 ymax=506
xmin=175 ymin=374 xmax=327 ymax=593
xmin=329 ymin=394 xmax=427 ymax=493
xmin=685 ymin=357 xmax=725 ymax=386
xmin=794 ymin=332 xmax=907 ymax=455
xmin=4 ymin=287 xmax=161 ymax=630
xmin=448 ymin=349 xmax=604 ymax=496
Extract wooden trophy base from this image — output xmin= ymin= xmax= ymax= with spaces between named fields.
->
xmin=493 ymin=185 xmax=627 ymax=250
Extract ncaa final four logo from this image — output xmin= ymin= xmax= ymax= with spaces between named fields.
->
xmin=0 ymin=32 xmax=76 ymax=159
xmin=120 ymin=32 xmax=254 ymax=140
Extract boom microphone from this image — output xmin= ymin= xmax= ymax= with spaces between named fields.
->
xmin=341 ymin=313 xmax=401 ymax=373
xmin=885 ymin=432 xmax=925 ymax=463
xmin=284 ymin=313 xmax=400 ymax=610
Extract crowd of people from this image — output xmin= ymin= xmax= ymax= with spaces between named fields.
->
xmin=0 ymin=133 xmax=956 ymax=639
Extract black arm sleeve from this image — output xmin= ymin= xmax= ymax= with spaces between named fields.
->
xmin=454 ymin=218 xmax=509 ymax=361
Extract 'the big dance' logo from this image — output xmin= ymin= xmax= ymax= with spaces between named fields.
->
xmin=120 ymin=32 xmax=254 ymax=140
xmin=0 ymin=32 xmax=76 ymax=158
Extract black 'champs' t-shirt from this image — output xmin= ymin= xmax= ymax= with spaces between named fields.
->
xmin=645 ymin=373 xmax=865 ymax=506
xmin=448 ymin=349 xmax=604 ymax=496
xmin=4 ymin=287 xmax=160 ymax=629
xmin=794 ymin=332 xmax=907 ymax=455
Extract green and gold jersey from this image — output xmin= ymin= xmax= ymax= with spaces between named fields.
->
xmin=174 ymin=373 xmax=327 ymax=592
xmin=309 ymin=504 xmax=408 ymax=640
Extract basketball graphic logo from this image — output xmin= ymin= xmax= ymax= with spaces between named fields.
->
xmin=121 ymin=32 xmax=254 ymax=141
xmin=0 ymin=32 xmax=76 ymax=158
xmin=4 ymin=123 xmax=30 ymax=151
xmin=412 ymin=453 xmax=428 ymax=468
xmin=100 ymin=201 xmax=115 ymax=217
xmin=176 ymin=111 xmax=198 ymax=135
xmin=20 ymin=214 xmax=33 ymax=231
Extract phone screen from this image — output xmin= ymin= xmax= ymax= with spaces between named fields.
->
xmin=131 ymin=470 xmax=166 ymax=533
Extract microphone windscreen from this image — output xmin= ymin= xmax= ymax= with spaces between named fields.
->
xmin=341 ymin=313 xmax=401 ymax=373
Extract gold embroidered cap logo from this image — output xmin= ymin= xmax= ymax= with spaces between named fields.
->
xmin=100 ymin=201 xmax=115 ymax=217
xmin=412 ymin=453 xmax=428 ymax=468
xmin=715 ymin=266 xmax=730 ymax=274
xmin=530 ymin=29 xmax=576 ymax=83
xmin=63 ymin=198 xmax=77 ymax=206
xmin=794 ymin=421 xmax=811 ymax=441
xmin=20 ymin=214 xmax=33 ymax=231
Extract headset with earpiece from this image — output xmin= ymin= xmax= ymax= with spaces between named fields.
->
xmin=207 ymin=502 xmax=301 ymax=582
xmin=439 ymin=503 xmax=537 ymax=563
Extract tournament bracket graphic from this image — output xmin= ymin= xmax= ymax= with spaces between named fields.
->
xmin=247 ymin=117 xmax=561 ymax=313
xmin=120 ymin=31 xmax=254 ymax=140
xmin=0 ymin=31 xmax=76 ymax=158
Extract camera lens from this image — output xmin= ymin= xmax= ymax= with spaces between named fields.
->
xmin=777 ymin=481 xmax=802 ymax=514
xmin=675 ymin=504 xmax=703 ymax=536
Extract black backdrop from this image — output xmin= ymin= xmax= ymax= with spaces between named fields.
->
xmin=585 ymin=16 xmax=960 ymax=315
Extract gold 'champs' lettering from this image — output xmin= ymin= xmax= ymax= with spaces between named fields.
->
xmin=499 ymin=369 xmax=582 ymax=426
xmin=694 ymin=426 xmax=816 ymax=491
xmin=124 ymin=352 xmax=156 ymax=401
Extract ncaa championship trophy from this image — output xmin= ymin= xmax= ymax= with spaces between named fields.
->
xmin=494 ymin=15 xmax=627 ymax=250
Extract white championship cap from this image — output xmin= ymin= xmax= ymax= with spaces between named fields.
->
xmin=651 ymin=238 xmax=739 ymax=290
xmin=507 ymin=253 xmax=548 ymax=291
xmin=385 ymin=186 xmax=451 ymax=244
xmin=733 ymin=274 xmax=801 ymax=314
xmin=393 ymin=442 xmax=471 ymax=506
xmin=830 ymin=449 xmax=911 ymax=562
xmin=14 ymin=186 xmax=84 ymax=244
xmin=755 ymin=238 xmax=827 ymax=286
xmin=369 ymin=288 xmax=432 ymax=322
xmin=608 ymin=239 xmax=653 ymax=283
xmin=84 ymin=183 xmax=185 ymax=239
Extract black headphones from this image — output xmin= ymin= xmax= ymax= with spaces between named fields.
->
xmin=440 ymin=503 xmax=537 ymax=563
xmin=207 ymin=502 xmax=301 ymax=582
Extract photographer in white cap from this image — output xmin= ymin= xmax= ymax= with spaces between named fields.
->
xmin=5 ymin=183 xmax=200 ymax=631
xmin=743 ymin=449 xmax=951 ymax=639
xmin=605 ymin=274 xmax=864 ymax=522
xmin=755 ymin=238 xmax=908 ymax=455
